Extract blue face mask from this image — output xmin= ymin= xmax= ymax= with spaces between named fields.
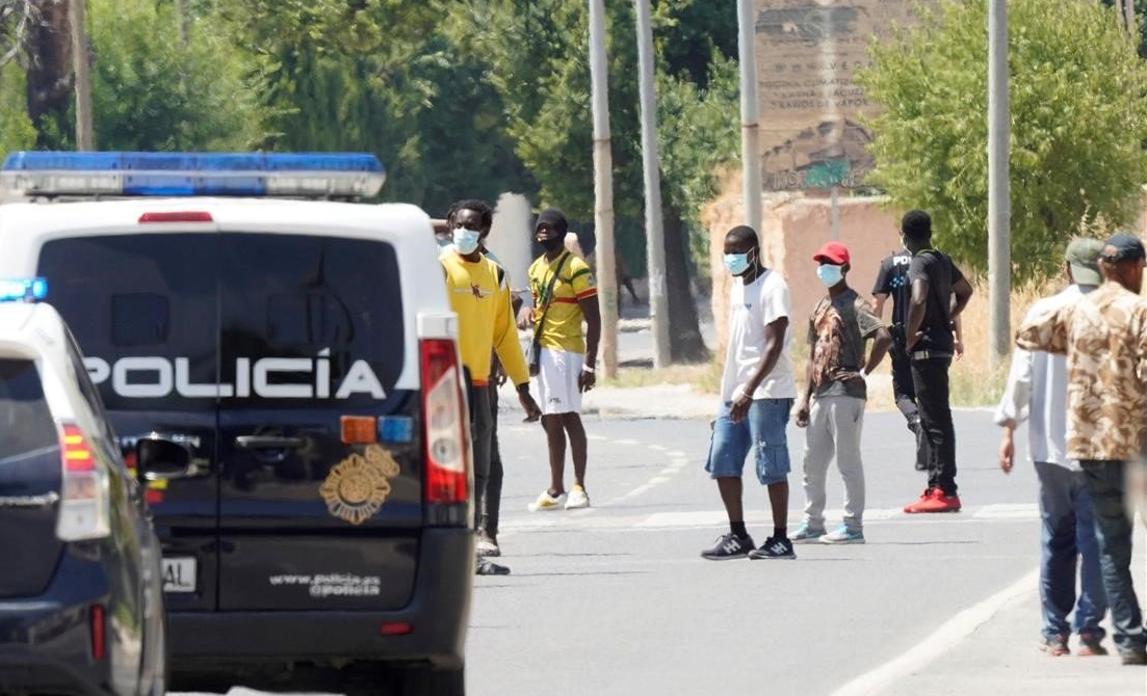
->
xmin=453 ymin=227 xmax=481 ymax=255
xmin=724 ymin=252 xmax=752 ymax=276
xmin=816 ymin=263 xmax=844 ymax=287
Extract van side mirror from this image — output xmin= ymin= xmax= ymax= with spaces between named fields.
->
xmin=137 ymin=433 xmax=206 ymax=481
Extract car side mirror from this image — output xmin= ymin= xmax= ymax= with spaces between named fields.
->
xmin=137 ymin=433 xmax=206 ymax=481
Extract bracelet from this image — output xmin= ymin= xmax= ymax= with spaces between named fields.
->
xmin=582 ymin=365 xmax=595 ymax=373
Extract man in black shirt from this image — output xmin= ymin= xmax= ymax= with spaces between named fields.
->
xmin=873 ymin=248 xmax=930 ymax=473
xmin=899 ymin=210 xmax=973 ymax=513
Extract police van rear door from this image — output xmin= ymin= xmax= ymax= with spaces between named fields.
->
xmin=215 ymin=231 xmax=423 ymax=611
xmin=37 ymin=232 xmax=222 ymax=611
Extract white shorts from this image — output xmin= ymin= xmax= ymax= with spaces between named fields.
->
xmin=536 ymin=348 xmax=584 ymax=415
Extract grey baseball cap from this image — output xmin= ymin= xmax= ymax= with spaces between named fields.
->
xmin=1065 ymin=238 xmax=1103 ymax=286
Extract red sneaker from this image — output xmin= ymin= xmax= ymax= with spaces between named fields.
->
xmin=905 ymin=488 xmax=962 ymax=513
xmin=903 ymin=488 xmax=936 ymax=513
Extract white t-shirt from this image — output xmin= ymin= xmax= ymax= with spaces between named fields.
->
xmin=719 ymin=269 xmax=797 ymax=402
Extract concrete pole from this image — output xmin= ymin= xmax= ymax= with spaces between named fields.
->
xmin=70 ymin=0 xmax=94 ymax=150
xmin=1125 ymin=0 xmax=1137 ymax=40
xmin=634 ymin=0 xmax=670 ymax=368
xmin=737 ymin=0 xmax=763 ymax=236
xmin=588 ymin=0 xmax=619 ymax=379
xmin=987 ymin=0 xmax=1010 ymax=365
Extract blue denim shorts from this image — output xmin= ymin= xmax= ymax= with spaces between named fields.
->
xmin=705 ymin=398 xmax=794 ymax=485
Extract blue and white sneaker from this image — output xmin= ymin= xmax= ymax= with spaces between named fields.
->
xmin=791 ymin=523 xmax=827 ymax=544
xmin=819 ymin=526 xmax=865 ymax=545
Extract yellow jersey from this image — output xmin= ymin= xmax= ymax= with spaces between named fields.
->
xmin=528 ymin=253 xmax=597 ymax=354
xmin=440 ymin=251 xmax=529 ymax=387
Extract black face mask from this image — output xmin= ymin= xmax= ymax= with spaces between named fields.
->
xmin=540 ymin=236 xmax=564 ymax=253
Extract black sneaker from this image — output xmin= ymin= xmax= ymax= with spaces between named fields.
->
xmin=1120 ymin=649 xmax=1147 ymax=666
xmin=700 ymin=532 xmax=754 ymax=560
xmin=749 ymin=536 xmax=796 ymax=560
xmin=476 ymin=557 xmax=511 ymax=576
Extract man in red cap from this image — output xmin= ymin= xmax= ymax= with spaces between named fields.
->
xmin=793 ymin=241 xmax=891 ymax=544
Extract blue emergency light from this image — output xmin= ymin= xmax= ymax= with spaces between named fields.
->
xmin=0 ymin=152 xmax=386 ymax=198
xmin=0 ymin=278 xmax=48 ymax=303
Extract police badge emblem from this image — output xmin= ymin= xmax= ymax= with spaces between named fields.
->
xmin=320 ymin=445 xmax=401 ymax=525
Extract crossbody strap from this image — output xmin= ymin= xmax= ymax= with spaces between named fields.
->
xmin=532 ymin=252 xmax=572 ymax=347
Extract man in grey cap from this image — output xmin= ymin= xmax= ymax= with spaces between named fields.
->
xmin=1016 ymin=231 xmax=1147 ymax=665
xmin=997 ymin=238 xmax=1108 ymax=657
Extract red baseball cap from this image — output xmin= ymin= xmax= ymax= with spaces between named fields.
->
xmin=813 ymin=241 xmax=850 ymax=265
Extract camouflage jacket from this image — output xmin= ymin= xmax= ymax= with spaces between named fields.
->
xmin=1015 ymin=281 xmax=1147 ymax=462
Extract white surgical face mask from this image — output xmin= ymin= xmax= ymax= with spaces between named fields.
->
xmin=816 ymin=263 xmax=844 ymax=287
xmin=453 ymin=227 xmax=481 ymax=255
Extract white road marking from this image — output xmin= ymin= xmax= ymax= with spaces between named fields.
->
xmin=612 ymin=438 xmax=641 ymax=446
xmin=499 ymin=505 xmax=1040 ymax=534
xmin=828 ymin=568 xmax=1038 ymax=696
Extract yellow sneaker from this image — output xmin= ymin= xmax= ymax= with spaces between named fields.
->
xmin=528 ymin=490 xmax=567 ymax=512
xmin=565 ymin=485 xmax=590 ymax=510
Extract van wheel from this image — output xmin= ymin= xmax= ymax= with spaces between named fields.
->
xmin=398 ymin=663 xmax=464 ymax=696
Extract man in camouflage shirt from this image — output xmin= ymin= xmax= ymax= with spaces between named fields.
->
xmin=1016 ymin=232 xmax=1147 ymax=666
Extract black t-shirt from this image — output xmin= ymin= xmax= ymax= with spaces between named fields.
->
xmin=873 ymin=250 xmax=913 ymax=327
xmin=907 ymin=249 xmax=965 ymax=355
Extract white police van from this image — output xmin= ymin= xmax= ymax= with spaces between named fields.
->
xmin=0 ymin=153 xmax=473 ymax=695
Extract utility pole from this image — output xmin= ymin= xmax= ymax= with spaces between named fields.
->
xmin=588 ymin=0 xmax=618 ymax=379
xmin=1124 ymin=0 xmax=1137 ymax=39
xmin=987 ymin=0 xmax=1010 ymax=365
xmin=737 ymin=0 xmax=762 ymax=236
xmin=69 ymin=0 xmax=93 ymax=150
xmin=634 ymin=0 xmax=670 ymax=368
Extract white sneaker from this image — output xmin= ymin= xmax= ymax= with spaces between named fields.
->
xmin=564 ymin=485 xmax=590 ymax=510
xmin=528 ymin=490 xmax=568 ymax=512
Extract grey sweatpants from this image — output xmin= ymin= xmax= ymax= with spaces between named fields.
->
xmin=802 ymin=395 xmax=866 ymax=532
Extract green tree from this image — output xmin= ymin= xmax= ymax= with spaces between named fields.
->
xmin=457 ymin=0 xmax=739 ymax=361
xmin=0 ymin=63 xmax=36 ymax=156
xmin=220 ymin=0 xmax=532 ymax=213
xmin=90 ymin=0 xmax=259 ymax=150
xmin=859 ymin=0 xmax=1147 ymax=283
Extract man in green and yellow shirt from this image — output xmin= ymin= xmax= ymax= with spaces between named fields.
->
xmin=526 ymin=209 xmax=601 ymax=512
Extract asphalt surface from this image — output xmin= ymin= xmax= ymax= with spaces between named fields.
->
xmin=177 ymin=407 xmax=1147 ymax=696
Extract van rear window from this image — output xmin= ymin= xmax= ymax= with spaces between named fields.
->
xmin=38 ymin=232 xmax=404 ymax=410
xmin=0 ymin=359 xmax=58 ymax=461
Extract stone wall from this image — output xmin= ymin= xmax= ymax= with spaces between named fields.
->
xmin=704 ymin=182 xmax=901 ymax=358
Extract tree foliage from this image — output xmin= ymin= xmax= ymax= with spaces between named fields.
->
xmin=859 ymin=0 xmax=1147 ymax=283
xmin=91 ymin=0 xmax=258 ymax=150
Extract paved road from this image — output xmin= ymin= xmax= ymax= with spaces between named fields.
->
xmin=179 ymin=408 xmax=1146 ymax=695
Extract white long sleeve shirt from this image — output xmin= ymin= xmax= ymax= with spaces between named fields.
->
xmin=993 ymin=285 xmax=1091 ymax=471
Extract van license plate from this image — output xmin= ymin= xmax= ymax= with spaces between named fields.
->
xmin=162 ymin=557 xmax=197 ymax=593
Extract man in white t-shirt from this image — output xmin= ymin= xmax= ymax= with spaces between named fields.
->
xmin=701 ymin=226 xmax=799 ymax=561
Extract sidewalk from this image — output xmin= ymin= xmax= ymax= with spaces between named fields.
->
xmin=501 ymin=374 xmax=895 ymax=420
xmin=499 ymin=381 xmax=718 ymax=419
xmin=872 ymin=537 xmax=1147 ymax=696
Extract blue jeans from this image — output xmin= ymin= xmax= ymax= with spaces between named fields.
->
xmin=706 ymin=399 xmax=793 ymax=485
xmin=1080 ymin=460 xmax=1147 ymax=654
xmin=1035 ymin=462 xmax=1106 ymax=640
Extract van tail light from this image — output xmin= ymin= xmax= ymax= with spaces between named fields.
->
xmin=90 ymin=604 xmax=106 ymax=661
xmin=420 ymin=339 xmax=469 ymax=505
xmin=56 ymin=423 xmax=111 ymax=541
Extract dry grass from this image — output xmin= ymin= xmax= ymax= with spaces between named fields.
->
xmin=605 ymin=282 xmax=1048 ymax=409
xmin=601 ymin=362 xmax=723 ymax=393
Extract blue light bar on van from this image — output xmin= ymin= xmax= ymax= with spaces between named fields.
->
xmin=0 ymin=152 xmax=386 ymax=198
xmin=0 ymin=278 xmax=47 ymax=303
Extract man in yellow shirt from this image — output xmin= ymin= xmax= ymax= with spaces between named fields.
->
xmin=441 ymin=199 xmax=542 ymax=575
xmin=526 ymin=209 xmax=602 ymax=511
